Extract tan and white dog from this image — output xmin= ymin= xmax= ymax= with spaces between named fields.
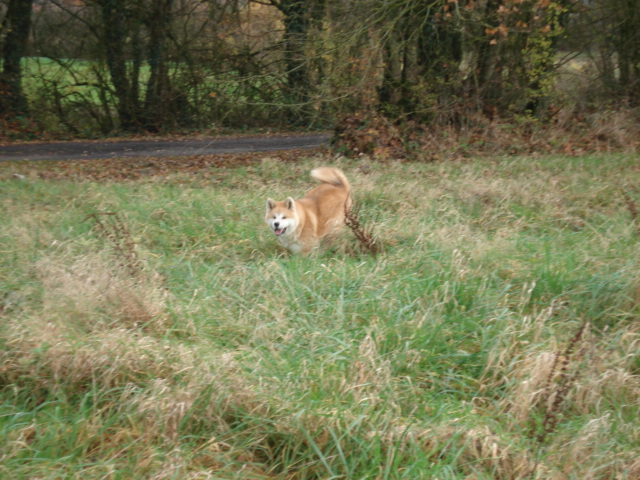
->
xmin=266 ymin=167 xmax=351 ymax=254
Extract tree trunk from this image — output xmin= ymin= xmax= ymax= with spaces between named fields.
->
xmin=144 ymin=0 xmax=175 ymax=131
xmin=281 ymin=1 xmax=309 ymax=101
xmin=0 ymin=0 xmax=33 ymax=117
xmin=615 ymin=0 xmax=640 ymax=101
xmin=100 ymin=0 xmax=143 ymax=130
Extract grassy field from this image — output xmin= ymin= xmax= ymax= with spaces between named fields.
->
xmin=0 ymin=153 xmax=639 ymax=479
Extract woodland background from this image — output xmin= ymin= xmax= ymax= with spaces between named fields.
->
xmin=1 ymin=0 xmax=639 ymax=153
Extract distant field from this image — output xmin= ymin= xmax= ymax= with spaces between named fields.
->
xmin=19 ymin=57 xmax=285 ymax=134
xmin=0 ymin=153 xmax=639 ymax=479
xmin=22 ymin=56 xmax=281 ymax=98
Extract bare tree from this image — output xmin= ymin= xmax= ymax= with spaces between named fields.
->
xmin=600 ymin=0 xmax=640 ymax=102
xmin=95 ymin=0 xmax=144 ymax=130
xmin=251 ymin=0 xmax=327 ymax=121
xmin=144 ymin=0 xmax=176 ymax=130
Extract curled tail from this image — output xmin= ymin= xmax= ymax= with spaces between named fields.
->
xmin=310 ymin=167 xmax=351 ymax=192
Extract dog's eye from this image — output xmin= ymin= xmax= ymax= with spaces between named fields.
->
xmin=282 ymin=216 xmax=287 ymax=219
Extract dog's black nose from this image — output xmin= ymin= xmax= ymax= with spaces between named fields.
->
xmin=274 ymin=222 xmax=280 ymax=228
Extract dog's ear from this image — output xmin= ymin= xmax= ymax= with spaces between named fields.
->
xmin=266 ymin=198 xmax=276 ymax=211
xmin=285 ymin=197 xmax=296 ymax=211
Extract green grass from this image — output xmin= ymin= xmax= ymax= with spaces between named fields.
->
xmin=1 ymin=154 xmax=639 ymax=479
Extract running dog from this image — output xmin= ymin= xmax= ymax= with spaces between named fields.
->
xmin=265 ymin=167 xmax=351 ymax=254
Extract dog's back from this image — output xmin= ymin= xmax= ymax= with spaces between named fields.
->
xmin=299 ymin=167 xmax=351 ymax=238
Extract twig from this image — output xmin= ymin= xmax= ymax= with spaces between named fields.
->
xmin=535 ymin=322 xmax=587 ymax=444
xmin=344 ymin=199 xmax=383 ymax=256
xmin=84 ymin=212 xmax=142 ymax=278
xmin=526 ymin=322 xmax=589 ymax=479
xmin=621 ymin=190 xmax=639 ymax=237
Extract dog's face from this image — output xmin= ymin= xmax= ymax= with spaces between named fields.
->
xmin=266 ymin=197 xmax=298 ymax=238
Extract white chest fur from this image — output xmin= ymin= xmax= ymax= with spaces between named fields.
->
xmin=277 ymin=233 xmax=304 ymax=253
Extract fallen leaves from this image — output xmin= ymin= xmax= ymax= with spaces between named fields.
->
xmin=1 ymin=148 xmax=323 ymax=183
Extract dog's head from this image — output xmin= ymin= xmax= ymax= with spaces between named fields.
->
xmin=266 ymin=197 xmax=299 ymax=237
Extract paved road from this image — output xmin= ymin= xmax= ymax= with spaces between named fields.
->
xmin=0 ymin=133 xmax=331 ymax=162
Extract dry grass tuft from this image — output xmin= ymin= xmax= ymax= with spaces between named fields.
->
xmin=370 ymin=423 xmax=536 ymax=480
xmin=462 ymin=426 xmax=535 ymax=480
xmin=36 ymin=254 xmax=171 ymax=333
xmin=340 ymin=333 xmax=395 ymax=409
xmin=622 ymin=190 xmax=640 ymax=237
xmin=84 ymin=211 xmax=142 ymax=278
xmin=500 ymin=323 xmax=592 ymax=436
xmin=1 ymin=324 xmax=174 ymax=392
xmin=344 ymin=200 xmax=384 ymax=255
xmin=130 ymin=351 xmax=265 ymax=441
xmin=0 ymin=248 xmax=190 ymax=396
xmin=508 ymin=321 xmax=640 ymax=428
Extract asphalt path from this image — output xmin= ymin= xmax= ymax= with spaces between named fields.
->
xmin=0 ymin=133 xmax=331 ymax=162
